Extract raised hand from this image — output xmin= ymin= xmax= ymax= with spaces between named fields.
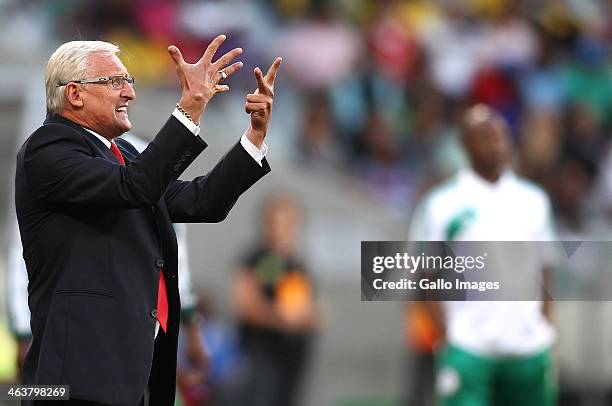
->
xmin=168 ymin=34 xmax=243 ymax=124
xmin=245 ymin=57 xmax=282 ymax=148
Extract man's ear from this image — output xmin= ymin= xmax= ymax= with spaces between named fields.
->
xmin=65 ymin=83 xmax=84 ymax=108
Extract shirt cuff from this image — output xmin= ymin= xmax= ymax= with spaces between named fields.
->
xmin=172 ymin=108 xmax=200 ymax=136
xmin=240 ymin=133 xmax=268 ymax=167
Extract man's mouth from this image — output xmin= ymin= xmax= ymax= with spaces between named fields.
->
xmin=115 ymin=106 xmax=128 ymax=115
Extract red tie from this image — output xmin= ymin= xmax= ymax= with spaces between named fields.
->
xmin=110 ymin=142 xmax=125 ymax=165
xmin=157 ymin=272 xmax=168 ymax=332
xmin=110 ymin=141 xmax=168 ymax=332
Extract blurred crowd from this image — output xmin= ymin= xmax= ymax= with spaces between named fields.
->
xmin=2 ymin=0 xmax=610 ymax=233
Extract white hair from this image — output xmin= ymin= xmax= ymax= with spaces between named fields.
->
xmin=45 ymin=41 xmax=120 ymax=114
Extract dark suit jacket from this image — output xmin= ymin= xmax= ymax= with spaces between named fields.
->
xmin=15 ymin=114 xmax=269 ymax=405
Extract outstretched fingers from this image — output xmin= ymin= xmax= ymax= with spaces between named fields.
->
xmin=265 ymin=57 xmax=282 ymax=87
xmin=168 ymin=45 xmax=185 ymax=67
xmin=168 ymin=45 xmax=189 ymax=88
xmin=199 ymin=34 xmax=227 ymax=65
xmin=247 ymin=57 xmax=282 ymax=138
xmin=213 ymin=47 xmax=243 ymax=70
xmin=226 ymin=61 xmax=244 ymax=76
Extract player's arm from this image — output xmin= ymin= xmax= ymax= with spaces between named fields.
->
xmin=408 ymin=195 xmax=447 ymax=343
xmin=542 ymin=266 xmax=553 ymax=321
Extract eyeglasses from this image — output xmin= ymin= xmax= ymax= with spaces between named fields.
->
xmin=56 ymin=74 xmax=135 ymax=89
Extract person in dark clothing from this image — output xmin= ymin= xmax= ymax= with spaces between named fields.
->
xmin=231 ymin=195 xmax=320 ymax=406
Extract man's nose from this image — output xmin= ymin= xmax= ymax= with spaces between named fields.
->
xmin=121 ymin=82 xmax=136 ymax=100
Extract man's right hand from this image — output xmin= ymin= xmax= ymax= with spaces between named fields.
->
xmin=168 ymin=35 xmax=243 ymax=125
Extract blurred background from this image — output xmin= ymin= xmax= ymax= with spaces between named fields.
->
xmin=0 ymin=0 xmax=610 ymax=405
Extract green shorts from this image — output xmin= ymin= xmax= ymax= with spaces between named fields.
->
xmin=436 ymin=344 xmax=556 ymax=406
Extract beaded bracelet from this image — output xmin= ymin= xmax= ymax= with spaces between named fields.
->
xmin=175 ymin=103 xmax=195 ymax=124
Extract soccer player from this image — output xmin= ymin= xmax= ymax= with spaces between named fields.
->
xmin=409 ymin=105 xmax=557 ymax=406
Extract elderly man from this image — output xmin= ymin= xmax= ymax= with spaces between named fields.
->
xmin=15 ymin=37 xmax=280 ymax=405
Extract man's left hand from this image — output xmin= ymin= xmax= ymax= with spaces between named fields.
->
xmin=245 ymin=57 xmax=282 ymax=149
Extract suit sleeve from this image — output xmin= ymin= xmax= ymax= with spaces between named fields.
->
xmin=164 ymin=141 xmax=271 ymax=223
xmin=23 ymin=116 xmax=206 ymax=209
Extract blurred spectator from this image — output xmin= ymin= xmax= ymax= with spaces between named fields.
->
xmin=231 ymin=194 xmax=320 ymax=406
xmin=177 ymin=295 xmax=244 ymax=406
xmin=549 ymin=154 xmax=598 ymax=237
xmin=365 ymin=0 xmax=422 ymax=85
xmin=518 ymin=110 xmax=563 ymax=183
xmin=477 ymin=0 xmax=538 ymax=70
xmin=403 ymin=301 xmax=441 ymax=406
xmin=7 ymin=219 xmax=30 ymax=380
xmin=563 ymin=103 xmax=607 ymax=166
xmin=519 ymin=25 xmax=567 ymax=114
xmin=564 ymin=34 xmax=612 ymax=129
xmin=176 ymin=314 xmax=211 ymax=406
xmin=277 ymin=1 xmax=362 ymax=91
xmin=469 ymin=66 xmax=522 ymax=134
xmin=420 ymin=2 xmax=482 ymax=99
xmin=592 ymin=143 xmax=612 ymax=221
xmin=71 ymin=0 xmax=137 ymax=38
xmin=298 ymin=92 xmax=344 ymax=168
xmin=177 ymin=0 xmax=274 ymax=89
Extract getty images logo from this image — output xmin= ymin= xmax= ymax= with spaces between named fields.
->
xmin=371 ymin=252 xmax=488 ymax=274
